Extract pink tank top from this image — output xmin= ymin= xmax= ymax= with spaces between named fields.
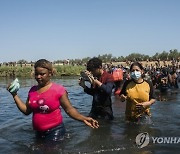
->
xmin=28 ymin=82 xmax=66 ymax=131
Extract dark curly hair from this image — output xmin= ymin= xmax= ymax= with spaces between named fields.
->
xmin=87 ymin=57 xmax=102 ymax=71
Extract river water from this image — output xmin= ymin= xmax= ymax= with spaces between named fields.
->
xmin=0 ymin=78 xmax=179 ymax=154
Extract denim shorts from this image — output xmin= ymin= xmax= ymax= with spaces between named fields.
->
xmin=36 ymin=123 xmax=66 ymax=141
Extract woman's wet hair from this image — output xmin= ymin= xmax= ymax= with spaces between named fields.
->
xmin=34 ymin=59 xmax=53 ymax=73
xmin=130 ymin=62 xmax=144 ymax=71
xmin=87 ymin=57 xmax=102 ymax=71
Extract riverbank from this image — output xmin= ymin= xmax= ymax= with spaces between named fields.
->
xmin=0 ymin=65 xmax=85 ymax=78
xmin=0 ymin=60 xmax=179 ymax=77
xmin=111 ymin=60 xmax=178 ymax=67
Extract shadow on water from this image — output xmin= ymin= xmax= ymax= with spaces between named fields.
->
xmin=0 ymin=78 xmax=180 ymax=153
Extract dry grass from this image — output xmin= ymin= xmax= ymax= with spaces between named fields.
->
xmin=111 ymin=61 xmax=178 ymax=67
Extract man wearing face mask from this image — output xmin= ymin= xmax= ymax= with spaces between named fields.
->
xmin=79 ymin=57 xmax=114 ymax=120
xmin=119 ymin=62 xmax=156 ymax=123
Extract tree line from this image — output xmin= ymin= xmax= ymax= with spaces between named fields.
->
xmin=1 ymin=49 xmax=180 ymax=66
xmin=54 ymin=49 xmax=180 ymax=65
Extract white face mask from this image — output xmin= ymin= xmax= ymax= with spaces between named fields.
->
xmin=130 ymin=71 xmax=142 ymax=80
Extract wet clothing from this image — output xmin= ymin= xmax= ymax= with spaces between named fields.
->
xmin=36 ymin=123 xmax=66 ymax=141
xmin=169 ymin=70 xmax=179 ymax=88
xmin=120 ymin=79 xmax=155 ymax=121
xmin=158 ymin=74 xmax=169 ymax=92
xmin=84 ymin=71 xmax=114 ymax=120
xmin=126 ymin=114 xmax=152 ymax=124
xmin=28 ymin=83 xmax=66 ymax=132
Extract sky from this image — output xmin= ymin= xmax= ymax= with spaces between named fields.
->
xmin=0 ymin=0 xmax=180 ymax=62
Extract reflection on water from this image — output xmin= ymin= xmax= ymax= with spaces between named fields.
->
xmin=155 ymin=88 xmax=179 ymax=102
xmin=0 ymin=78 xmax=180 ymax=153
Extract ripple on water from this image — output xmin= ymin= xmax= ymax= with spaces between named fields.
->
xmin=0 ymin=78 xmax=180 ymax=153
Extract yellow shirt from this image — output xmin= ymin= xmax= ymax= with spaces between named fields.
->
xmin=121 ymin=79 xmax=155 ymax=121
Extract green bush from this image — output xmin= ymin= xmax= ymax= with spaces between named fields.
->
xmin=0 ymin=65 xmax=86 ymax=78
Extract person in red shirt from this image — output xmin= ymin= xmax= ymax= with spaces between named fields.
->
xmin=7 ymin=59 xmax=99 ymax=141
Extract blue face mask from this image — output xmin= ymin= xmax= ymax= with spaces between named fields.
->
xmin=130 ymin=71 xmax=142 ymax=80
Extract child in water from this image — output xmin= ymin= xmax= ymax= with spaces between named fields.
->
xmin=7 ymin=59 xmax=99 ymax=141
xmin=120 ymin=62 xmax=156 ymax=123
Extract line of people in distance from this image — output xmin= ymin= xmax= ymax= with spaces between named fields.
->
xmin=106 ymin=61 xmax=179 ymax=94
xmin=7 ymin=58 xmax=156 ymax=142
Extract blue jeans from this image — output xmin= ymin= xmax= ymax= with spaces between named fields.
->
xmin=36 ymin=123 xmax=66 ymax=141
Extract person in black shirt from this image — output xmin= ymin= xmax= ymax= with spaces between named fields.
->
xmin=79 ymin=57 xmax=114 ymax=120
